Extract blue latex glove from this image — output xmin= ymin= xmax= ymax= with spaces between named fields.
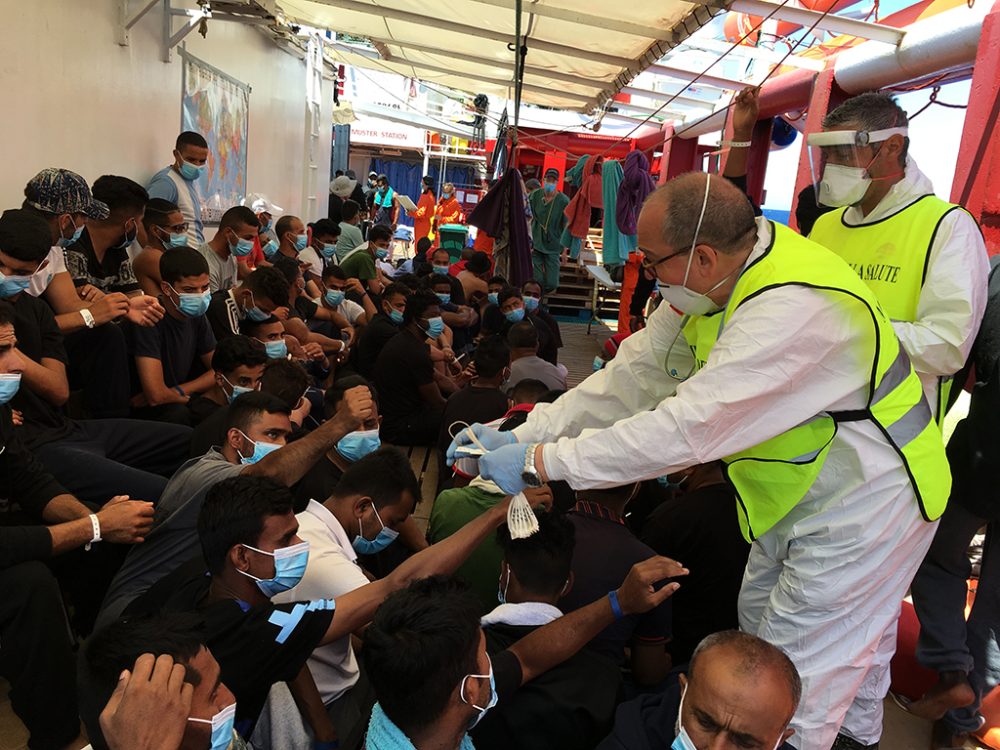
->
xmin=478 ymin=442 xmax=532 ymax=495
xmin=445 ymin=423 xmax=517 ymax=466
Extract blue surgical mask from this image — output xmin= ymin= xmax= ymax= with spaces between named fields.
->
xmin=504 ymin=307 xmax=525 ymax=324
xmin=293 ymin=234 xmax=309 ymax=252
xmin=423 ymin=316 xmax=445 ymax=339
xmin=432 ymin=265 xmax=450 ymax=275
xmin=165 ymin=232 xmax=188 ymax=249
xmin=57 ymin=218 xmax=85 ymax=248
xmin=221 ymin=374 xmax=255 ymax=404
xmin=168 ymin=285 xmax=211 ymax=317
xmin=178 ymin=161 xmax=205 ymax=181
xmin=238 ymin=540 xmax=310 ymax=597
xmin=375 ymin=248 xmax=390 ymax=260
xmin=0 ymin=272 xmax=31 ymax=299
xmin=0 ymin=373 xmax=21 ymax=404
xmin=497 ymin=568 xmax=510 ymax=604
xmin=523 ymin=296 xmax=540 ymax=311
xmin=188 ymin=703 xmax=236 ymax=750
xmin=657 ymin=474 xmax=688 ymax=492
xmin=335 ymin=428 xmax=381 ymax=463
xmin=487 ymin=292 xmax=499 ymax=306
xmin=325 ymin=289 xmax=345 ymax=307
xmin=245 ymin=304 xmax=270 ymax=322
xmin=460 ymin=656 xmax=498 ymax=730
xmin=261 ymin=339 xmax=288 ymax=360
xmin=543 ymin=182 xmax=556 ymax=193
xmin=436 ymin=293 xmax=451 ymax=305
xmin=262 ymin=238 xmax=279 ymax=258
xmin=352 ymin=505 xmax=399 ymax=555
xmin=236 ymin=430 xmax=282 ymax=465
xmin=388 ymin=308 xmax=404 ymax=325
xmin=320 ymin=243 xmax=337 ymax=259
xmin=229 ymin=235 xmax=255 ymax=257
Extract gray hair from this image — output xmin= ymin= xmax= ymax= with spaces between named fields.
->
xmin=654 ymin=172 xmax=757 ymax=255
xmin=689 ymin=630 xmax=802 ymax=720
xmin=824 ymin=92 xmax=909 ymax=164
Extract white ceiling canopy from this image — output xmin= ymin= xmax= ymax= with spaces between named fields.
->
xmin=279 ymin=0 xmax=722 ymax=111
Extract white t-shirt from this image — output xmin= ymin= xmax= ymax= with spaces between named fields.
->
xmin=273 ymin=500 xmax=368 ymax=704
xmin=312 ymin=297 xmax=365 ymax=325
xmin=299 ymin=247 xmax=324 ymax=279
xmin=197 ymin=242 xmax=238 ymax=293
xmin=27 ymin=246 xmax=66 ymax=297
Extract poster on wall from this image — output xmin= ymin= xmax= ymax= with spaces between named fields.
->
xmin=180 ymin=49 xmax=250 ymax=224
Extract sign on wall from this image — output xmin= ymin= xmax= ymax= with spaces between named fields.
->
xmin=180 ymin=50 xmax=250 ymax=223
xmin=350 ymin=115 xmax=426 ymax=152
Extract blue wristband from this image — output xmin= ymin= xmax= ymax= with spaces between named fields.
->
xmin=608 ymin=589 xmax=625 ymax=620
xmin=173 ymin=386 xmax=186 ymax=398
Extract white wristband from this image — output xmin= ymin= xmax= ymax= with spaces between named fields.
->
xmin=85 ymin=513 xmax=101 ymax=551
xmin=725 ymin=139 xmax=752 ymax=148
xmin=80 ymin=308 xmax=96 ymax=328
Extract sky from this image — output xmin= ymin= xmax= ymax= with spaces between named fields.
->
xmin=762 ymin=79 xmax=971 ymax=211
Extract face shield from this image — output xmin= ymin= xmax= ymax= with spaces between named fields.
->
xmin=806 ymin=127 xmax=907 ymax=208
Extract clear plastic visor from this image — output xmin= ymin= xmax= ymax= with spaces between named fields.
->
xmin=806 ymin=127 xmax=908 ymax=195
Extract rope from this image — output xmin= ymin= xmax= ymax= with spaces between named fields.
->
xmin=908 ymin=85 xmax=968 ymax=119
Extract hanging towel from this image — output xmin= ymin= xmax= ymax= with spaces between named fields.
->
xmin=617 ymin=150 xmax=656 ymax=237
xmin=469 ymin=167 xmax=532 ymax=286
xmin=564 ymin=156 xmax=604 ymax=241
xmin=602 ymin=159 xmax=632 ymax=267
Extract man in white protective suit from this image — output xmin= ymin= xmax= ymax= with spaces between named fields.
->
xmin=448 ymin=172 xmax=951 ymax=750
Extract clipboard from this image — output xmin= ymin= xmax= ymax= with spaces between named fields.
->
xmin=397 ymin=194 xmax=418 ymax=212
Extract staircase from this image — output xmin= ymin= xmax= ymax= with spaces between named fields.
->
xmin=548 ymin=229 xmax=622 ymax=320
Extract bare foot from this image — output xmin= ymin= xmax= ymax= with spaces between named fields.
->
xmin=908 ymin=671 xmax=976 ymax=721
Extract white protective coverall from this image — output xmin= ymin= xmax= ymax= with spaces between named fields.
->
xmin=830 ymin=157 xmax=988 ymax=410
xmin=513 ymin=218 xmax=938 ymax=749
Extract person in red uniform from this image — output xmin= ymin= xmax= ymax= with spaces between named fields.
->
xmin=408 ymin=175 xmax=436 ymax=243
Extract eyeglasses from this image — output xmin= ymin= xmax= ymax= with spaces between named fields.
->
xmin=639 ymin=247 xmax=689 ymax=272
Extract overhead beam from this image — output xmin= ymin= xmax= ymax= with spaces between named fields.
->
xmin=689 ymin=0 xmax=906 ymax=44
xmin=621 ymin=86 xmax=720 ymax=109
xmin=328 ymin=46 xmax=595 ymax=104
xmin=331 ymin=35 xmax=612 ymax=91
xmin=676 ymin=38 xmax=825 ymax=71
xmin=307 ymin=0 xmax=635 ymax=68
xmin=603 ymin=112 xmax=680 ymax=127
xmin=646 ymin=63 xmax=748 ymax=90
xmin=462 ymin=0 xmax=676 ymax=41
xmin=614 ymin=100 xmax=711 ymax=119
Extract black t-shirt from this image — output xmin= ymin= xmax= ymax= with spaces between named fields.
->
xmin=190 ymin=404 xmax=230 ymax=457
xmin=10 ymin=292 xmax=74 ymax=449
xmin=640 ymin=484 xmax=750 ymax=664
xmin=473 ymin=622 xmax=621 ymax=750
xmin=559 ymin=502 xmax=672 ymax=664
xmin=206 ymin=290 xmax=243 ymax=343
xmin=63 ymin=228 xmax=141 ymax=294
xmin=356 ymin=313 xmax=400 ymax=377
xmin=187 ymin=393 xmax=225 ymax=426
xmin=292 ymin=455 xmax=345 ymax=514
xmin=125 ymin=557 xmax=335 ymax=735
xmin=437 ymin=385 xmax=510 ymax=457
xmin=294 ymin=296 xmax=319 ymax=322
xmin=530 ymin=309 xmax=563 ymax=365
xmin=126 ymin=309 xmax=216 ymax=393
xmin=373 ymin=330 xmax=435 ymax=430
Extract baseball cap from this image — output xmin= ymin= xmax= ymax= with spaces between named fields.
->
xmin=544 ymin=167 xmax=560 ymax=180
xmin=24 ymin=168 xmax=109 ymax=219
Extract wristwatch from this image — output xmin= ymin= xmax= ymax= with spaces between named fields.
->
xmin=521 ymin=444 xmax=543 ymax=489
xmin=80 ymin=308 xmax=96 ymax=329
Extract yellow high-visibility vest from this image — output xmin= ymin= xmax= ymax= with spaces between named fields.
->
xmin=810 ymin=194 xmax=969 ymax=421
xmin=682 ymin=222 xmax=950 ymax=541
